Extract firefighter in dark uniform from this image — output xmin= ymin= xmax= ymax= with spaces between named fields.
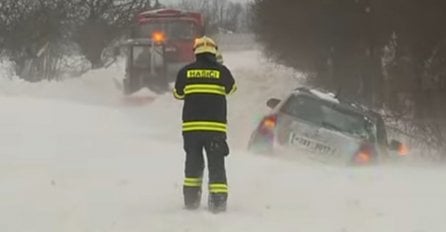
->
xmin=173 ymin=36 xmax=236 ymax=213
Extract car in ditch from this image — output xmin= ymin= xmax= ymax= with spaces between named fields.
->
xmin=247 ymin=87 xmax=408 ymax=165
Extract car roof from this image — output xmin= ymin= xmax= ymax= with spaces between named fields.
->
xmin=291 ymin=87 xmax=381 ymax=122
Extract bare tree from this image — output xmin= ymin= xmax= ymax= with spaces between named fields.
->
xmin=0 ymin=0 xmax=155 ymax=79
xmin=175 ymin=0 xmax=248 ymax=34
xmin=0 ymin=0 xmax=78 ymax=81
xmin=73 ymin=0 xmax=153 ymax=68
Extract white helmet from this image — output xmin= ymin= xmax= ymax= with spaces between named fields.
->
xmin=193 ymin=36 xmax=218 ymax=55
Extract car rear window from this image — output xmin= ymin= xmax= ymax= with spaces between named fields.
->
xmin=131 ymin=46 xmax=151 ymax=68
xmin=281 ymin=94 xmax=376 ymax=140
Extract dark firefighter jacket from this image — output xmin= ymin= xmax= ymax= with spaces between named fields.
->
xmin=173 ymin=53 xmax=237 ymax=134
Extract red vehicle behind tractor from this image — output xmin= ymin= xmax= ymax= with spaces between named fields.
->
xmin=120 ymin=9 xmax=204 ymax=94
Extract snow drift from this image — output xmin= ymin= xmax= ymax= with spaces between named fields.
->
xmin=1 ymin=50 xmax=446 ymax=232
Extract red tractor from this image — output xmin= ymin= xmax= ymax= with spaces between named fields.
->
xmin=121 ymin=9 xmax=204 ymax=94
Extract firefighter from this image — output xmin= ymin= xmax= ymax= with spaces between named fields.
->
xmin=173 ymin=36 xmax=236 ymax=213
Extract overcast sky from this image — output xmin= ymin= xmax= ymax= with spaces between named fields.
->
xmin=162 ymin=0 xmax=252 ymax=4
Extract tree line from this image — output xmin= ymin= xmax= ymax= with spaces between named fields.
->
xmin=253 ymin=0 xmax=446 ymax=155
xmin=0 ymin=0 xmax=250 ymax=81
xmin=0 ymin=0 xmax=157 ymax=81
xmin=174 ymin=0 xmax=251 ymax=34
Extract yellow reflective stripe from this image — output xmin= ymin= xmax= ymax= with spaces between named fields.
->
xmin=209 ymin=189 xmax=228 ymax=193
xmin=184 ymin=84 xmax=226 ymax=95
xmin=209 ymin=184 xmax=227 ymax=188
xmin=182 ymin=121 xmax=227 ymax=133
xmin=185 ymin=177 xmax=202 ymax=182
xmin=187 ymin=70 xmax=220 ymax=79
xmin=183 ymin=121 xmax=226 ymax=126
xmin=209 ymin=183 xmax=228 ymax=193
xmin=210 ymin=189 xmax=228 ymax=193
xmin=183 ymin=127 xmax=227 ymax=132
xmin=183 ymin=122 xmax=227 ymax=129
xmin=184 ymin=180 xmax=202 ymax=184
xmin=185 ymin=84 xmax=225 ymax=90
xmin=228 ymin=84 xmax=237 ymax=95
xmin=185 ymin=89 xmax=226 ymax=95
xmin=173 ymin=89 xmax=184 ymax=99
xmin=184 ymin=178 xmax=202 ymax=187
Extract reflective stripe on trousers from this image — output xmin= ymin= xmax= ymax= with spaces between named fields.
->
xmin=209 ymin=183 xmax=228 ymax=194
xmin=183 ymin=177 xmax=202 ymax=187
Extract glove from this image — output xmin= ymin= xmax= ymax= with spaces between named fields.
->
xmin=209 ymin=135 xmax=230 ymax=157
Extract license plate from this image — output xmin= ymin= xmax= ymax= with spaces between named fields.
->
xmin=289 ymin=133 xmax=336 ymax=155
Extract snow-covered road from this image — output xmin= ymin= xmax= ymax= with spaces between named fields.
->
xmin=1 ymin=51 xmax=445 ymax=232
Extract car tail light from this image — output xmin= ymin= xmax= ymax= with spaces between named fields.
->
xmin=259 ymin=115 xmax=277 ymax=133
xmin=355 ymin=150 xmax=371 ymax=164
xmin=398 ymin=143 xmax=409 ymax=156
xmin=353 ymin=144 xmax=374 ymax=165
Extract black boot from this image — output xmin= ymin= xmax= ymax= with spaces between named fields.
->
xmin=208 ymin=193 xmax=227 ymax=213
xmin=183 ymin=187 xmax=202 ymax=210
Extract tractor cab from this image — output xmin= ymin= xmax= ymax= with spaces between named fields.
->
xmin=121 ymin=9 xmax=204 ymax=95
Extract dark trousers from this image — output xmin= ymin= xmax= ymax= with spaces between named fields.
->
xmin=182 ymin=131 xmax=229 ymax=209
